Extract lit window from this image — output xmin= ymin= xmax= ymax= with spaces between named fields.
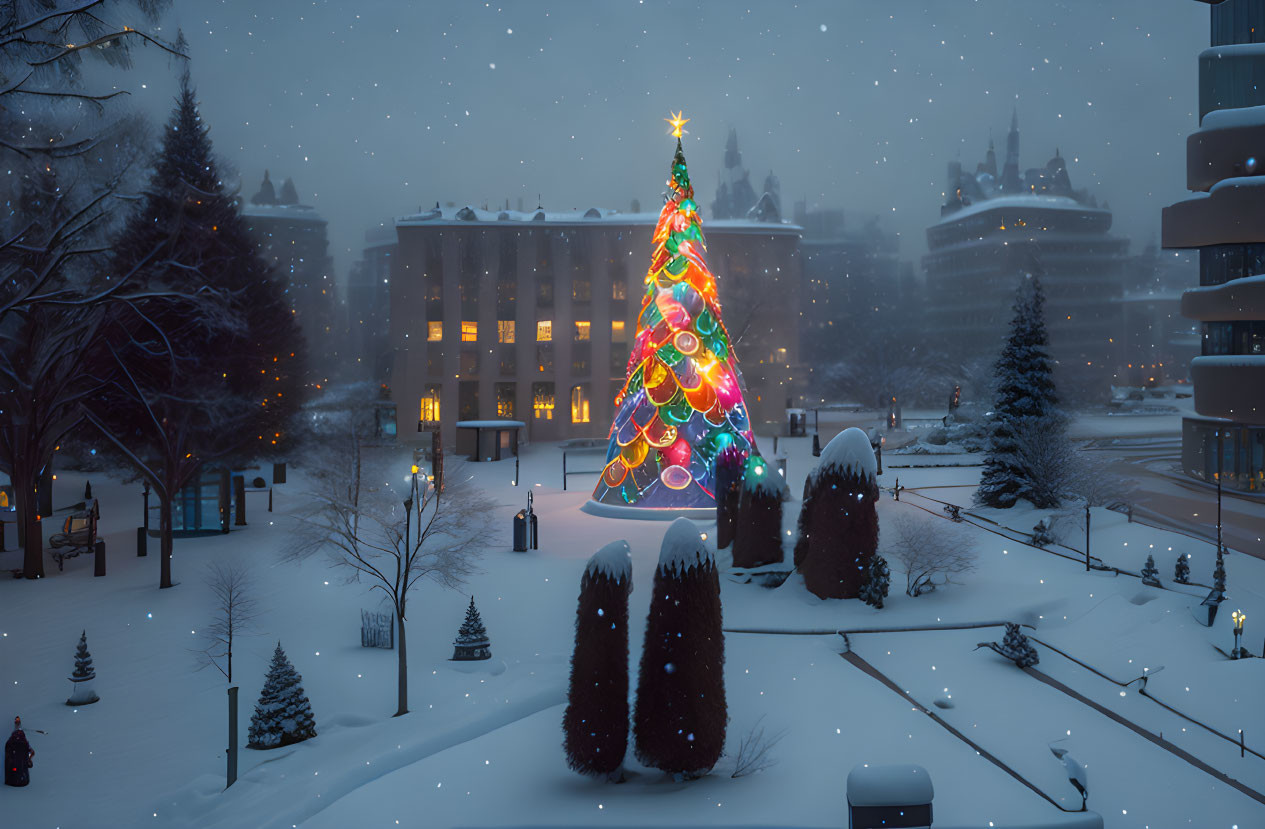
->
xmin=574 ymin=321 xmax=591 ymax=341
xmin=533 ymin=383 xmax=555 ymax=420
xmin=536 ymin=320 xmax=553 ymax=342
xmin=497 ymin=320 xmax=516 ymax=343
xmin=427 ymin=321 xmax=442 ymax=341
xmin=419 ymin=386 xmax=441 ymax=423
xmin=570 ymin=384 xmax=591 ymax=424
xmin=461 ymin=321 xmax=478 ymax=342
xmin=611 ymin=320 xmax=627 ymax=342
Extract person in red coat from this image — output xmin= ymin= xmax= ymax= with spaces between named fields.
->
xmin=5 ymin=716 xmax=34 ymax=787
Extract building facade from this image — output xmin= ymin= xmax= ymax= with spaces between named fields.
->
xmin=345 ymin=223 xmax=397 ymax=381
xmin=387 ymin=205 xmax=801 ymax=448
xmin=1164 ymin=0 xmax=1265 ymax=492
xmin=923 ymin=114 xmax=1130 ymax=400
xmin=243 ymin=172 xmax=337 ymax=381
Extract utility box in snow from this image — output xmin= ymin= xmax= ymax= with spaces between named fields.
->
xmin=847 ymin=763 xmax=933 ymax=829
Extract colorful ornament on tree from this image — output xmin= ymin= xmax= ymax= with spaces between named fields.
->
xmin=586 ymin=114 xmax=757 ymax=516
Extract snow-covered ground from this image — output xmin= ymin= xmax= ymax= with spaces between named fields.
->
xmin=2 ymin=430 xmax=1263 ymax=828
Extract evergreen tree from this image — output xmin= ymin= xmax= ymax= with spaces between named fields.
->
xmin=991 ymin=623 xmax=1039 ymax=668
xmin=248 ymin=643 xmax=316 ymax=749
xmin=66 ymin=631 xmax=99 ymax=705
xmin=976 ymin=275 xmax=1060 ymax=509
xmin=451 ymin=597 xmax=491 ymax=661
xmin=714 ymin=447 xmax=746 ymax=550
xmin=588 ymin=120 xmax=757 ymax=514
xmin=731 ymin=454 xmax=783 ymax=569
xmin=563 ymin=541 xmax=632 ymax=781
xmin=859 ymin=554 xmax=891 ymax=609
xmin=1213 ymin=547 xmax=1227 ymax=595
xmin=795 ymin=428 xmax=879 ymax=599
xmin=634 ymin=518 xmax=726 ymax=779
xmin=87 ymin=55 xmax=305 ymax=589
xmin=1174 ymin=553 xmax=1190 ymax=585
xmin=1141 ymin=555 xmax=1160 ymax=587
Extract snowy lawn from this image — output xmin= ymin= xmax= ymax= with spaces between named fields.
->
xmin=1 ymin=433 xmax=1261 ymax=828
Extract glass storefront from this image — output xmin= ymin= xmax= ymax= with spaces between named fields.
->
xmin=1182 ymin=417 xmax=1265 ymax=493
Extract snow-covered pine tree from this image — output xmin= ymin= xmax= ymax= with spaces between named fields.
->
xmin=66 ymin=631 xmax=99 ymax=706
xmin=634 ymin=518 xmax=726 ymax=779
xmin=714 ymin=447 xmax=746 ymax=550
xmin=794 ymin=428 xmax=879 ymax=599
xmin=858 ymin=554 xmax=891 ymax=609
xmin=247 ymin=643 xmax=317 ymax=749
xmin=976 ymin=275 xmax=1060 ymax=509
xmin=563 ymin=541 xmax=632 ymax=781
xmin=1141 ymin=555 xmax=1161 ymax=587
xmin=731 ymin=454 xmax=783 ymax=569
xmin=1213 ymin=547 xmax=1227 ymax=595
xmin=993 ymin=623 xmax=1040 ymax=668
xmin=451 ymin=596 xmax=491 ymax=661
xmin=1174 ymin=553 xmax=1190 ymax=585
xmin=90 ymin=50 xmax=305 ymax=590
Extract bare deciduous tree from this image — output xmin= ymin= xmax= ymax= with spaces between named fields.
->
xmin=886 ymin=512 xmax=977 ymax=597
xmin=286 ymin=432 xmax=493 ymax=717
xmin=193 ymin=562 xmax=260 ymax=683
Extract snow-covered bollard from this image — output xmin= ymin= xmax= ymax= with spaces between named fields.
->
xmin=846 ymin=763 xmax=932 ymax=829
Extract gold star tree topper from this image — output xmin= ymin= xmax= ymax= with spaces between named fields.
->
xmin=665 ymin=110 xmax=689 ymax=138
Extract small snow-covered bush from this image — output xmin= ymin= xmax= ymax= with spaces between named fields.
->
xmin=1030 ymin=518 xmax=1056 ymax=548
xmin=980 ymin=623 xmax=1039 ymax=668
xmin=885 ymin=512 xmax=976 ymax=597
xmin=858 ymin=553 xmax=890 ymax=609
xmin=729 ymin=716 xmax=785 ymax=778
xmin=1140 ymin=555 xmax=1160 ymax=587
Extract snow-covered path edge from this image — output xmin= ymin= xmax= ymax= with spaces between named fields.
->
xmin=166 ymin=685 xmax=565 ymax=829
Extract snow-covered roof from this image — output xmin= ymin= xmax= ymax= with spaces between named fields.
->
xmin=936 ymin=194 xmax=1103 ymax=225
xmin=845 ymin=763 xmax=934 ymax=806
xmin=813 ymin=427 xmax=878 ymax=483
xmin=241 ymin=203 xmax=326 ymax=223
xmin=1209 ymin=175 xmax=1265 ymax=196
xmin=396 ymin=205 xmax=800 ymax=234
xmin=1199 ymin=103 xmax=1265 ymax=130
xmin=586 ymin=540 xmax=632 ymax=582
xmin=658 ymin=517 xmax=712 ymax=573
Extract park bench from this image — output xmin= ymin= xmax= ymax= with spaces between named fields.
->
xmin=49 ymin=498 xmax=102 ymax=571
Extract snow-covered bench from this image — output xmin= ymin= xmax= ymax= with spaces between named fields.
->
xmin=49 ymin=498 xmax=102 ymax=571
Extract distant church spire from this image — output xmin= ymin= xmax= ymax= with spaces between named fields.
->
xmin=251 ymin=169 xmax=277 ymax=205
xmin=278 ymin=176 xmax=299 ymax=205
xmin=1000 ymin=108 xmax=1022 ymax=193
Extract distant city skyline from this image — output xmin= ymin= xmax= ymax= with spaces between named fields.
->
xmin=129 ymin=1 xmax=1207 ymax=279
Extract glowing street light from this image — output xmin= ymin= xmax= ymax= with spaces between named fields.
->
xmin=1231 ymin=610 xmax=1248 ymax=660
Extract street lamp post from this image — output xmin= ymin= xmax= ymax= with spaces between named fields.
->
xmin=1084 ymin=502 xmax=1091 ymax=572
xmin=1216 ymin=429 xmax=1224 ymax=555
xmin=1231 ymin=609 xmax=1247 ymax=660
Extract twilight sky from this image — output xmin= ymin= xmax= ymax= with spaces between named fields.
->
xmin=126 ymin=0 xmax=1209 ymax=280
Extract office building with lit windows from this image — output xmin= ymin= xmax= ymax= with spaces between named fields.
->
xmin=1165 ymin=0 xmax=1265 ymax=492
xmin=387 ymin=204 xmax=801 ymax=448
xmin=923 ymin=113 xmax=1130 ymax=400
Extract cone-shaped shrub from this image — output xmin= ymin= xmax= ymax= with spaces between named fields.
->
xmin=634 ymin=518 xmax=726 ymax=779
xmin=795 ymin=428 xmax=879 ymax=598
xmin=452 ymin=596 xmax=491 ymax=661
xmin=563 ymin=540 xmax=633 ymax=780
xmin=731 ymin=454 xmax=783 ymax=568
xmin=1174 ymin=553 xmax=1190 ymax=584
xmin=248 ymin=643 xmax=317 ymax=749
xmin=66 ymin=630 xmax=99 ymax=705
xmin=714 ymin=447 xmax=747 ymax=550
xmin=1141 ymin=555 xmax=1160 ymax=587
xmin=858 ymin=554 xmax=891 ymax=609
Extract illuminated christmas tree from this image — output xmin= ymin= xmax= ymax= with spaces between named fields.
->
xmin=587 ymin=113 xmax=757 ymax=516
